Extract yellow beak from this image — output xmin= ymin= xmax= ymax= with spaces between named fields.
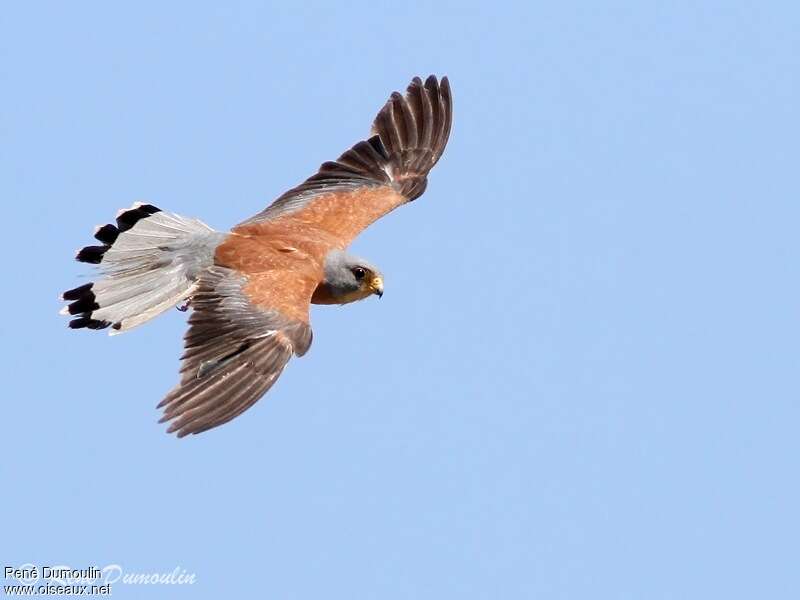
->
xmin=370 ymin=276 xmax=384 ymax=298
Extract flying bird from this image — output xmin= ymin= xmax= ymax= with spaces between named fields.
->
xmin=61 ymin=75 xmax=452 ymax=437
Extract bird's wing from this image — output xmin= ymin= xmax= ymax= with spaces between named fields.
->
xmin=235 ymin=75 xmax=452 ymax=248
xmin=157 ymin=265 xmax=314 ymax=437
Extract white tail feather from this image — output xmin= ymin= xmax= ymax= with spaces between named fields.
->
xmin=62 ymin=204 xmax=225 ymax=333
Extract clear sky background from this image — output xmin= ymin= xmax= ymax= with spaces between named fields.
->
xmin=2 ymin=2 xmax=798 ymax=598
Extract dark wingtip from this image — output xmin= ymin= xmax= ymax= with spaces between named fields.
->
xmin=62 ymin=282 xmax=106 ymax=324
xmin=62 ymin=282 xmax=93 ymax=301
xmin=68 ymin=316 xmax=111 ymax=330
xmin=65 ymin=202 xmax=164 ymax=331
xmin=67 ymin=295 xmax=99 ymax=316
xmin=72 ymin=201 xmax=162 ymax=267
xmin=75 ymin=245 xmax=109 ymax=264
xmin=94 ymin=224 xmax=119 ymax=244
xmin=116 ymin=204 xmax=161 ymax=232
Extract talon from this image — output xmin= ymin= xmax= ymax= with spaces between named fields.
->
xmin=176 ymin=300 xmax=191 ymax=312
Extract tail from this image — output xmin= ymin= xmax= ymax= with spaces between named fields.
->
xmin=61 ymin=202 xmax=225 ymax=334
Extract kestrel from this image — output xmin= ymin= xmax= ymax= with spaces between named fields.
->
xmin=61 ymin=75 xmax=452 ymax=437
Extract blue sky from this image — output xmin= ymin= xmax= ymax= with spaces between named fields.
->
xmin=2 ymin=2 xmax=798 ymax=598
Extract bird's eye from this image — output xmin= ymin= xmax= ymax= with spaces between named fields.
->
xmin=353 ymin=267 xmax=366 ymax=281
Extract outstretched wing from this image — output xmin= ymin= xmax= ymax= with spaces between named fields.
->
xmin=235 ymin=75 xmax=452 ymax=248
xmin=157 ymin=266 xmax=314 ymax=437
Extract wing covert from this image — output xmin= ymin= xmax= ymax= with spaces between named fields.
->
xmin=236 ymin=75 xmax=452 ymax=247
xmin=158 ymin=266 xmax=313 ymax=437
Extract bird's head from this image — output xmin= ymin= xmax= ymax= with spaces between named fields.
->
xmin=313 ymin=250 xmax=384 ymax=305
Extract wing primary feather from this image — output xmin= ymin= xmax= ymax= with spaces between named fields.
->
xmin=414 ymin=77 xmax=434 ymax=154
xmin=236 ymin=74 xmax=452 ymax=242
xmin=156 ymin=78 xmax=453 ymax=435
xmin=157 ymin=266 xmax=312 ymax=435
xmin=173 ymin=341 xmax=291 ymax=436
xmin=176 ymin=376 xmax=267 ymax=437
xmin=395 ymin=90 xmax=418 ymax=149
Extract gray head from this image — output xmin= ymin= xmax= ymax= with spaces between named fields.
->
xmin=312 ymin=249 xmax=384 ymax=305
